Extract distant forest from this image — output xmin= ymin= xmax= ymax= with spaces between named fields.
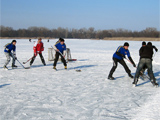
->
xmin=0 ymin=26 xmax=159 ymax=39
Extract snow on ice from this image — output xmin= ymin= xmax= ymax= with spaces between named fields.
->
xmin=0 ymin=39 xmax=160 ymax=120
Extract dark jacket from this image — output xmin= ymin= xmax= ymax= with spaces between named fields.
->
xmin=139 ymin=44 xmax=153 ymax=60
xmin=4 ymin=43 xmax=16 ymax=53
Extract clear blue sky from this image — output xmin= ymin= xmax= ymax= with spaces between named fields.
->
xmin=1 ymin=0 xmax=159 ymax=31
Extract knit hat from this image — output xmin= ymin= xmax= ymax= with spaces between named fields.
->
xmin=124 ymin=42 xmax=129 ymax=46
xmin=61 ymin=39 xmax=65 ymax=42
xmin=12 ymin=40 xmax=17 ymax=43
xmin=142 ymin=41 xmax=146 ymax=46
xmin=147 ymin=42 xmax=152 ymax=46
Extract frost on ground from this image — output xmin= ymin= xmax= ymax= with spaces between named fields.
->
xmin=0 ymin=39 xmax=160 ymax=120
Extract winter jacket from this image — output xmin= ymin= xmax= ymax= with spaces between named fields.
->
xmin=4 ymin=43 xmax=16 ymax=53
xmin=139 ymin=45 xmax=153 ymax=60
xmin=54 ymin=42 xmax=66 ymax=55
xmin=55 ymin=40 xmax=66 ymax=47
xmin=33 ymin=41 xmax=44 ymax=54
xmin=113 ymin=46 xmax=130 ymax=60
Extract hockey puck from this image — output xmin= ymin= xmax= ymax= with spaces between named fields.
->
xmin=76 ymin=69 xmax=81 ymax=72
xmin=24 ymin=67 xmax=30 ymax=69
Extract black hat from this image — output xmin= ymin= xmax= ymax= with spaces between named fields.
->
xmin=59 ymin=38 xmax=64 ymax=42
xmin=12 ymin=40 xmax=17 ymax=43
xmin=147 ymin=42 xmax=152 ymax=46
xmin=61 ymin=39 xmax=65 ymax=42
xmin=124 ymin=42 xmax=129 ymax=46
xmin=59 ymin=38 xmax=64 ymax=41
xmin=142 ymin=41 xmax=146 ymax=46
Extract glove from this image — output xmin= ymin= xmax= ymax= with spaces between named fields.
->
xmin=153 ymin=46 xmax=158 ymax=52
xmin=155 ymin=48 xmax=158 ymax=52
xmin=34 ymin=52 xmax=37 ymax=56
xmin=14 ymin=57 xmax=17 ymax=60
xmin=122 ymin=54 xmax=126 ymax=59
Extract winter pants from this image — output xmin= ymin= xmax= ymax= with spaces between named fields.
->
xmin=30 ymin=53 xmax=46 ymax=65
xmin=4 ymin=52 xmax=16 ymax=66
xmin=53 ymin=52 xmax=67 ymax=67
xmin=108 ymin=57 xmax=131 ymax=77
xmin=134 ymin=58 xmax=155 ymax=81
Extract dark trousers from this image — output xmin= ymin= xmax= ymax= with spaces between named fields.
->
xmin=30 ymin=53 xmax=46 ymax=65
xmin=135 ymin=58 xmax=155 ymax=81
xmin=108 ymin=57 xmax=131 ymax=76
xmin=53 ymin=52 xmax=67 ymax=67
xmin=141 ymin=65 xmax=147 ymax=73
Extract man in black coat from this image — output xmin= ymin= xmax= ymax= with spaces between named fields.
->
xmin=133 ymin=42 xmax=158 ymax=87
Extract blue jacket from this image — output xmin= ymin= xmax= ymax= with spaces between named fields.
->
xmin=113 ymin=46 xmax=130 ymax=60
xmin=55 ymin=42 xmax=66 ymax=53
xmin=4 ymin=43 xmax=16 ymax=53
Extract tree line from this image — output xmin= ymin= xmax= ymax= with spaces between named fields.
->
xmin=0 ymin=25 xmax=159 ymax=39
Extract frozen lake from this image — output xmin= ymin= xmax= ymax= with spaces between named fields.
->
xmin=0 ymin=39 xmax=160 ymax=120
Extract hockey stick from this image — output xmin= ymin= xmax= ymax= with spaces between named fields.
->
xmin=23 ymin=56 xmax=34 ymax=64
xmin=16 ymin=59 xmax=30 ymax=69
xmin=125 ymin=58 xmax=134 ymax=66
xmin=10 ymin=53 xmax=30 ymax=69
xmin=125 ymin=58 xmax=150 ymax=79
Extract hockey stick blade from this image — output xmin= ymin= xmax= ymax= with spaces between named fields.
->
xmin=23 ymin=57 xmax=33 ymax=64
xmin=68 ymin=59 xmax=77 ymax=61
xmin=24 ymin=67 xmax=30 ymax=69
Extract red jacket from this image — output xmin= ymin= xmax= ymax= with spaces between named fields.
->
xmin=33 ymin=41 xmax=44 ymax=54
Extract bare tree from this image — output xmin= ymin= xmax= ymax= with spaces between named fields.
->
xmin=1 ymin=25 xmax=159 ymax=38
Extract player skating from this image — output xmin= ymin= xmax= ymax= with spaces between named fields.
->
xmin=108 ymin=42 xmax=136 ymax=80
xmin=133 ymin=42 xmax=158 ymax=87
xmin=30 ymin=38 xmax=46 ymax=66
xmin=139 ymin=41 xmax=158 ymax=76
xmin=53 ymin=38 xmax=67 ymax=70
xmin=3 ymin=40 xmax=18 ymax=70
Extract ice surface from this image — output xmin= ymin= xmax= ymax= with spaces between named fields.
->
xmin=0 ymin=39 xmax=160 ymax=120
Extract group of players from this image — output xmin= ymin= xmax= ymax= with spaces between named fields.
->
xmin=3 ymin=38 xmax=67 ymax=71
xmin=3 ymin=38 xmax=159 ymax=87
xmin=108 ymin=41 xmax=158 ymax=87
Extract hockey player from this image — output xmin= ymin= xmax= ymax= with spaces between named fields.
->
xmin=3 ymin=40 xmax=17 ymax=69
xmin=133 ymin=42 xmax=158 ymax=86
xmin=53 ymin=38 xmax=66 ymax=60
xmin=108 ymin=42 xmax=136 ymax=80
xmin=53 ymin=38 xmax=67 ymax=70
xmin=139 ymin=41 xmax=147 ymax=74
xmin=30 ymin=38 xmax=46 ymax=66
xmin=140 ymin=41 xmax=158 ymax=75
